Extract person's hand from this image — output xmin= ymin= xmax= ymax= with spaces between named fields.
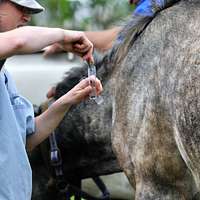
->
xmin=43 ymin=30 xmax=94 ymax=62
xmin=43 ymin=43 xmax=63 ymax=57
xmin=46 ymin=86 xmax=56 ymax=99
xmin=61 ymin=30 xmax=94 ymax=63
xmin=60 ymin=77 xmax=102 ymax=105
xmin=43 ymin=31 xmax=94 ymax=62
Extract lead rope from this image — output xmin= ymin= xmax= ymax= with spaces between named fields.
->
xmin=48 ymin=100 xmax=111 ymax=200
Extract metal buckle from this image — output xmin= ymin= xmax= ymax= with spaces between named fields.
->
xmin=50 ymin=148 xmax=62 ymax=167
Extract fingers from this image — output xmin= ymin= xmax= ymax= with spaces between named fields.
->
xmin=43 ymin=46 xmax=54 ymax=57
xmin=73 ymin=43 xmax=94 ymax=62
xmin=95 ymin=78 xmax=103 ymax=95
xmin=78 ymin=85 xmax=93 ymax=98
xmin=43 ymin=43 xmax=63 ymax=57
xmin=81 ymin=37 xmax=94 ymax=62
xmin=70 ymin=33 xmax=94 ymax=62
xmin=76 ymin=77 xmax=93 ymax=90
xmin=78 ymin=77 xmax=103 ymax=95
xmin=63 ymin=77 xmax=102 ymax=105
xmin=73 ymin=43 xmax=91 ymax=52
xmin=65 ymin=83 xmax=92 ymax=105
xmin=46 ymin=86 xmax=56 ymax=99
xmin=83 ymin=48 xmax=94 ymax=63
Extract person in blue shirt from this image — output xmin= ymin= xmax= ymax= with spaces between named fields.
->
xmin=0 ymin=0 xmax=102 ymax=199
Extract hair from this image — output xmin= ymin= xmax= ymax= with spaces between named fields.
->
xmin=110 ymin=0 xmax=180 ymax=66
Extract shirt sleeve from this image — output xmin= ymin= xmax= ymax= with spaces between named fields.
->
xmin=3 ymin=69 xmax=36 ymax=137
xmin=23 ymin=97 xmax=35 ymax=136
xmin=11 ymin=94 xmax=36 ymax=136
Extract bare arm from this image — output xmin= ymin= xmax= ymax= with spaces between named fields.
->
xmin=0 ymin=26 xmax=93 ymax=61
xmin=27 ymin=97 xmax=71 ymax=152
xmin=85 ymin=26 xmax=121 ymax=52
xmin=0 ymin=26 xmax=64 ymax=59
xmin=26 ymin=78 xmax=102 ymax=151
xmin=43 ymin=26 xmax=121 ymax=56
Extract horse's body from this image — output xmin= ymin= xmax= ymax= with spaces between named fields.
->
xmin=111 ymin=0 xmax=200 ymax=199
xmin=32 ymin=0 xmax=200 ymax=199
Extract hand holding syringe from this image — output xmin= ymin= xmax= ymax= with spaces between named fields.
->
xmin=87 ymin=61 xmax=104 ymax=105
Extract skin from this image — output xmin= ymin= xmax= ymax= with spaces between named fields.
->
xmin=0 ymin=0 xmax=31 ymax=32
xmin=0 ymin=0 xmax=102 ymax=151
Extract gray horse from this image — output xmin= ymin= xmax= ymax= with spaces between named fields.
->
xmin=111 ymin=0 xmax=200 ymax=199
xmin=32 ymin=0 xmax=200 ymax=199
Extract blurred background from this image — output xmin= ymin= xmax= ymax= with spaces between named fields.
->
xmin=32 ymin=0 xmax=134 ymax=30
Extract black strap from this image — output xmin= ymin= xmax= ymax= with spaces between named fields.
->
xmin=47 ymin=100 xmax=111 ymax=200
xmin=49 ymin=132 xmax=111 ymax=200
xmin=0 ymin=59 xmax=6 ymax=71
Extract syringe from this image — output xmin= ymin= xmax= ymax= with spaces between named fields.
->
xmin=87 ymin=61 xmax=103 ymax=105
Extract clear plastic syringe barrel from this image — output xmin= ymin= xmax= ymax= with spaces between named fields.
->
xmin=87 ymin=62 xmax=103 ymax=104
xmin=88 ymin=63 xmax=97 ymax=99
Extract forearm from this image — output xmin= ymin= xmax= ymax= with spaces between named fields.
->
xmin=26 ymin=77 xmax=102 ymax=151
xmin=85 ymin=27 xmax=121 ymax=52
xmin=26 ymin=97 xmax=71 ymax=152
xmin=0 ymin=26 xmax=64 ymax=59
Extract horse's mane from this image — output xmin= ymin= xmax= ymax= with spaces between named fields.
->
xmin=110 ymin=0 xmax=180 ymax=66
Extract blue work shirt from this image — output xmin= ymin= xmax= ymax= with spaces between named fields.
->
xmin=0 ymin=68 xmax=35 ymax=200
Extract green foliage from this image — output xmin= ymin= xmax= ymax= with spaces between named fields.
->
xmin=32 ymin=0 xmax=79 ymax=27
xmin=32 ymin=0 xmax=134 ymax=30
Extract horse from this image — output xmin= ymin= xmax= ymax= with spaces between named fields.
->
xmin=30 ymin=54 xmax=132 ymax=200
xmin=110 ymin=0 xmax=200 ymax=199
xmin=32 ymin=0 xmax=200 ymax=199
